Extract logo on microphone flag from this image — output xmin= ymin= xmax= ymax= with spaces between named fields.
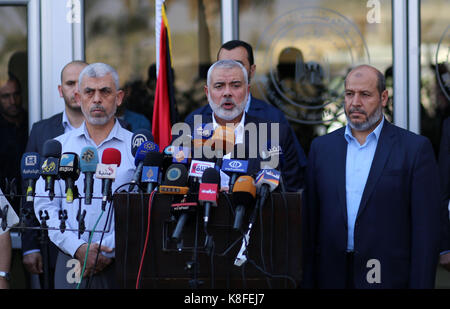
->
xmin=142 ymin=166 xmax=159 ymax=183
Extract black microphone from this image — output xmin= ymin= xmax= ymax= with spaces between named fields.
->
xmin=199 ymin=168 xmax=220 ymax=229
xmin=59 ymin=152 xmax=80 ymax=203
xmin=129 ymin=141 xmax=159 ymax=192
xmin=131 ymin=129 xmax=154 ymax=157
xmin=21 ymin=152 xmax=41 ymax=202
xmin=232 ymin=175 xmax=256 ymax=231
xmin=40 ymin=139 xmax=62 ymax=201
xmin=141 ymin=151 xmax=164 ymax=193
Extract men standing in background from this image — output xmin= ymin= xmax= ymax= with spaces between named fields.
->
xmin=21 ymin=61 xmax=88 ymax=288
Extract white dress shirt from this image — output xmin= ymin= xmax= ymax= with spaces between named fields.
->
xmin=34 ymin=119 xmax=135 ymax=258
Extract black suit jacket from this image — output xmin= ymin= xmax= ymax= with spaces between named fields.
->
xmin=182 ymin=112 xmax=304 ymax=192
xmin=302 ymin=120 xmax=441 ymax=288
xmin=438 ymin=117 xmax=450 ymax=252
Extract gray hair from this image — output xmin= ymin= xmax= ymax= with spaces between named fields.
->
xmin=78 ymin=63 xmax=120 ymax=90
xmin=206 ymin=59 xmax=248 ymax=87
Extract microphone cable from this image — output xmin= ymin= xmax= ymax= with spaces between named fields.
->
xmin=280 ymin=189 xmax=290 ymax=288
xmin=136 ymin=189 xmax=156 ymax=289
xmin=76 ymin=209 xmax=104 ymax=289
xmin=258 ymin=191 xmax=271 ymax=289
xmin=85 ymin=195 xmax=114 ymax=289
xmin=85 ymin=182 xmax=139 ymax=289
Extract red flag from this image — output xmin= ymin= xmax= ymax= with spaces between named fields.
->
xmin=153 ymin=5 xmax=176 ymax=151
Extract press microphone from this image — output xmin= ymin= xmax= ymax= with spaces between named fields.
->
xmin=188 ymin=158 xmax=216 ymax=193
xmin=234 ymin=169 xmax=280 ymax=267
xmin=260 ymin=141 xmax=286 ymax=192
xmin=80 ymin=146 xmax=99 ymax=205
xmin=21 ymin=152 xmax=41 ymax=202
xmin=40 ymin=139 xmax=62 ymax=201
xmin=254 ymin=169 xmax=281 ymax=210
xmin=141 ymin=151 xmax=164 ymax=193
xmin=131 ymin=129 xmax=154 ymax=157
xmin=221 ymin=158 xmax=249 ymax=193
xmin=232 ymin=175 xmax=256 ymax=231
xmin=129 ymin=141 xmax=159 ymax=191
xmin=159 ymin=164 xmax=189 ymax=196
xmin=95 ymin=148 xmax=121 ymax=210
xmin=59 ymin=152 xmax=81 ymax=203
xmin=199 ymin=167 xmax=220 ymax=229
xmin=170 ymin=201 xmax=198 ymax=241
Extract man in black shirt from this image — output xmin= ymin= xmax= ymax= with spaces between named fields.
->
xmin=0 ymin=76 xmax=28 ymax=213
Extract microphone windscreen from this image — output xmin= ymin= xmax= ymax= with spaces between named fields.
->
xmin=42 ymin=139 xmax=62 ymax=157
xmin=134 ymin=141 xmax=160 ymax=166
xmin=232 ymin=175 xmax=256 ymax=198
xmin=80 ymin=146 xmax=99 ymax=173
xmin=131 ymin=129 xmax=154 ymax=156
xmin=143 ymin=151 xmax=164 ymax=167
xmin=102 ymin=148 xmax=122 ymax=166
xmin=163 ymin=164 xmax=188 ymax=186
xmin=201 ymin=167 xmax=220 ymax=184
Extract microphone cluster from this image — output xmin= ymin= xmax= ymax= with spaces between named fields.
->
xmin=21 ymin=141 xmax=126 ymax=205
xmin=20 ymin=126 xmax=285 ymax=258
xmin=159 ymin=123 xmax=286 ymax=258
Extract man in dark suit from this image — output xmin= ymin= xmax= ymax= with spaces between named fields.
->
xmin=21 ymin=61 xmax=88 ymax=288
xmin=302 ymin=65 xmax=441 ymax=288
xmin=438 ymin=117 xmax=450 ymax=271
xmin=185 ymin=40 xmax=307 ymax=169
xmin=182 ymin=59 xmax=303 ymax=192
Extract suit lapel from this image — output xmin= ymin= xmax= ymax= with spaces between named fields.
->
xmin=356 ymin=121 xmax=396 ymax=219
xmin=56 ymin=113 xmax=65 ymax=135
xmin=335 ymin=132 xmax=348 ymax=227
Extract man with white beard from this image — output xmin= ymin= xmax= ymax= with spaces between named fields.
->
xmin=184 ymin=59 xmax=304 ymax=192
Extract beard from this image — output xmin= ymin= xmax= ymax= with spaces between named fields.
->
xmin=63 ymin=93 xmax=82 ymax=112
xmin=208 ymin=93 xmax=247 ymax=121
xmin=345 ymin=104 xmax=383 ymax=131
xmin=82 ymin=103 xmax=116 ymax=126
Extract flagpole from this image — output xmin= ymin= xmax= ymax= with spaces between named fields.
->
xmin=155 ymin=0 xmax=165 ymax=77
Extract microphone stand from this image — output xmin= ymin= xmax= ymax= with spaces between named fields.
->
xmin=38 ymin=210 xmax=50 ymax=290
xmin=187 ymin=210 xmax=203 ymax=289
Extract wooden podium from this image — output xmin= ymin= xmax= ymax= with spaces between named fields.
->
xmin=113 ymin=191 xmax=302 ymax=289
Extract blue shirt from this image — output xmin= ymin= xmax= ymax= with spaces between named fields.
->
xmin=345 ymin=117 xmax=384 ymax=251
xmin=34 ymin=119 xmax=135 ymax=258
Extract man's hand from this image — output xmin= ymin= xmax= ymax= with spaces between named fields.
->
xmin=74 ymin=243 xmax=113 ymax=278
xmin=23 ymin=252 xmax=43 ymax=274
xmin=439 ymin=252 xmax=450 ymax=272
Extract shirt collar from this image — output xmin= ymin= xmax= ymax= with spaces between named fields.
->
xmin=74 ymin=118 xmax=126 ymax=146
xmin=62 ymin=109 xmax=74 ymax=132
xmin=345 ymin=115 xmax=385 ymax=145
xmin=244 ymin=93 xmax=252 ymax=113
xmin=212 ymin=112 xmax=246 ymax=144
